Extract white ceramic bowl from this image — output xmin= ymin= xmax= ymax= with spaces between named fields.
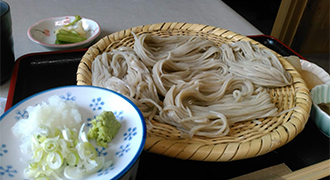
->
xmin=0 ymin=85 xmax=146 ymax=180
xmin=27 ymin=16 xmax=101 ymax=50
xmin=310 ymin=84 xmax=330 ymax=137
xmin=301 ymin=60 xmax=330 ymax=84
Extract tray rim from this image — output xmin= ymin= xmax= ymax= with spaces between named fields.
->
xmin=248 ymin=35 xmax=306 ymax=60
xmin=5 ymin=48 xmax=87 ymax=111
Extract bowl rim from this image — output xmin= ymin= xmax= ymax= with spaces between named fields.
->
xmin=300 ymin=60 xmax=330 ymax=84
xmin=311 ymin=84 xmax=330 ymax=104
xmin=0 ymin=85 xmax=146 ymax=179
xmin=311 ymin=102 xmax=330 ymax=137
xmin=27 ymin=15 xmax=101 ymax=48
xmin=311 ymin=84 xmax=330 ymax=137
xmin=312 ymin=101 xmax=330 ymax=118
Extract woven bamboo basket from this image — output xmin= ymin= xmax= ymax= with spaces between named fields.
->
xmin=77 ymin=22 xmax=311 ymax=161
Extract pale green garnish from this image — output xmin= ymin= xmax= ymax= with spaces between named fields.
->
xmin=55 ymin=15 xmax=87 ymax=44
xmin=87 ymin=111 xmax=121 ymax=148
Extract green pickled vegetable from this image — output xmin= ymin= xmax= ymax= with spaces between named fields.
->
xmin=54 ymin=15 xmax=87 ymax=44
xmin=56 ymin=33 xmax=86 ymax=44
xmin=64 ymin=15 xmax=82 ymax=27
xmin=87 ymin=111 xmax=121 ymax=148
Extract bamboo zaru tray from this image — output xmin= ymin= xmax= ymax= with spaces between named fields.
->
xmin=76 ymin=22 xmax=311 ymax=161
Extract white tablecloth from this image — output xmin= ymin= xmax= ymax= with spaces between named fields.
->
xmin=0 ymin=0 xmax=262 ymax=113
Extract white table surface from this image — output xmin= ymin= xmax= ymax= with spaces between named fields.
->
xmin=0 ymin=0 xmax=262 ymax=113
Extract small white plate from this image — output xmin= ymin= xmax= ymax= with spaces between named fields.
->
xmin=0 ymin=85 xmax=146 ymax=180
xmin=27 ymin=16 xmax=101 ymax=50
xmin=300 ymin=60 xmax=330 ymax=84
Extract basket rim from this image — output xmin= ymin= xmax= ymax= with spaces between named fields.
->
xmin=76 ymin=22 xmax=311 ymax=161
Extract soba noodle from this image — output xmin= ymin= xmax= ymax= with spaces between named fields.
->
xmin=91 ymin=33 xmax=292 ymax=138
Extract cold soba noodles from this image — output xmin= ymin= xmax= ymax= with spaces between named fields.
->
xmin=91 ymin=33 xmax=292 ymax=138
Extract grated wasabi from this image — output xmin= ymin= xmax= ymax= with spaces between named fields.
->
xmin=87 ymin=111 xmax=121 ymax=148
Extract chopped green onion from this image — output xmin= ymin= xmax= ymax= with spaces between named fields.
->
xmin=63 ymin=166 xmax=83 ymax=179
xmin=67 ymin=150 xmax=79 ymax=166
xmin=35 ymin=176 xmax=49 ymax=180
xmin=25 ymin=126 xmax=106 ymax=179
xmin=46 ymin=151 xmax=63 ymax=170
xmin=28 ymin=162 xmax=38 ymax=170
xmin=83 ymin=142 xmax=97 ymax=160
xmin=21 ymin=111 xmax=118 ymax=179
xmin=53 ymin=128 xmax=62 ymax=138
xmin=42 ymin=138 xmax=58 ymax=153
xmin=62 ymin=128 xmax=71 ymax=140
xmin=32 ymin=147 xmax=44 ymax=162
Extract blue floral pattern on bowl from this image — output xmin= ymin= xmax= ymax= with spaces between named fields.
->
xmin=90 ymin=97 xmax=105 ymax=111
xmin=0 ymin=165 xmax=17 ymax=178
xmin=14 ymin=109 xmax=28 ymax=121
xmin=60 ymin=92 xmax=76 ymax=101
xmin=0 ymin=85 xmax=146 ymax=179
